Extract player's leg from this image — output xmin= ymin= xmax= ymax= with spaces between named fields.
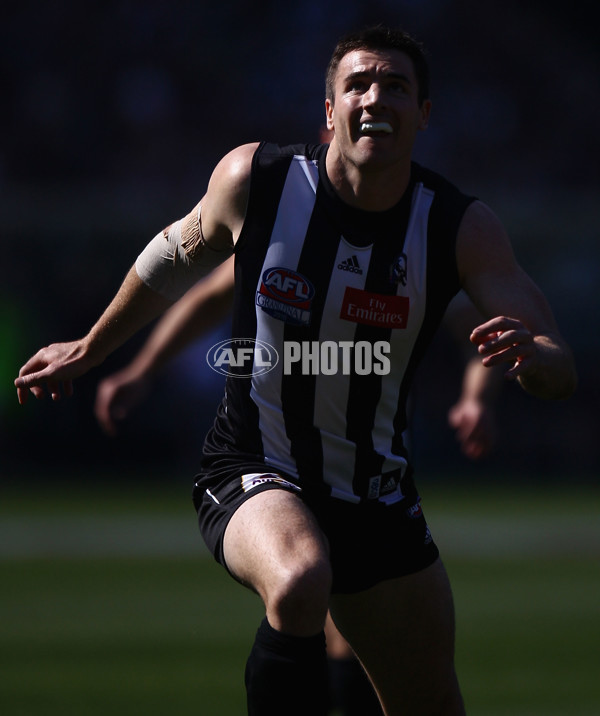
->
xmin=325 ymin=614 xmax=383 ymax=716
xmin=223 ymin=488 xmax=331 ymax=634
xmin=329 ymin=558 xmax=465 ymax=716
xmin=223 ymin=488 xmax=332 ymax=715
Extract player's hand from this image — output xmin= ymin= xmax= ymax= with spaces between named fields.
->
xmin=14 ymin=340 xmax=94 ymax=405
xmin=94 ymin=370 xmax=150 ymax=436
xmin=470 ymin=316 xmax=537 ymax=381
xmin=448 ymin=398 xmax=497 ymax=460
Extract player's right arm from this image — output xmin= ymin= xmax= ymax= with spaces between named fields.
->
xmin=14 ymin=142 xmax=258 ymax=405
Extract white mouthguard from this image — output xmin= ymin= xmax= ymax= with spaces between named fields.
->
xmin=360 ymin=122 xmax=393 ymax=134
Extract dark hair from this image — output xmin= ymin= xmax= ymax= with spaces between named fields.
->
xmin=325 ymin=25 xmax=430 ymax=105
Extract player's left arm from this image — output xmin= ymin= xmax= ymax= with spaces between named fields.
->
xmin=457 ymin=200 xmax=577 ymax=400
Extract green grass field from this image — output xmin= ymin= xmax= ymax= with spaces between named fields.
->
xmin=1 ymin=479 xmax=599 ymax=715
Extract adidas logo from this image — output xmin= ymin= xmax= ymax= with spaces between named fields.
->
xmin=338 ymin=255 xmax=363 ymax=274
xmin=380 ymin=476 xmax=398 ymax=495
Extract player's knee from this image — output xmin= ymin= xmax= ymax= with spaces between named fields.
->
xmin=268 ymin=556 xmax=332 ymax=631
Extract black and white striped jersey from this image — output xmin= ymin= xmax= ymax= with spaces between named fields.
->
xmin=204 ymin=142 xmax=475 ymax=504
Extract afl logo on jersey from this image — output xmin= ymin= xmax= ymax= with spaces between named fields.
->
xmin=256 ymin=267 xmax=315 ymax=326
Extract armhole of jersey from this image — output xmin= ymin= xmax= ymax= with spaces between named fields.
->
xmin=426 ymin=170 xmax=477 ymax=302
xmin=446 ymin=194 xmax=477 ymax=298
xmin=233 ymin=143 xmax=322 ymax=256
xmin=233 ymin=141 xmax=267 ymax=256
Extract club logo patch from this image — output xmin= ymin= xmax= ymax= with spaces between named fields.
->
xmin=390 ymin=252 xmax=408 ymax=287
xmin=256 ymin=267 xmax=315 ymax=326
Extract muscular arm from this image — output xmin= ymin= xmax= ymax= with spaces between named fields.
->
xmin=457 ymin=201 xmax=577 ymax=400
xmin=15 ymin=143 xmax=257 ymax=404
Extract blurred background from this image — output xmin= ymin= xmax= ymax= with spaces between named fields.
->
xmin=1 ymin=0 xmax=598 ymax=482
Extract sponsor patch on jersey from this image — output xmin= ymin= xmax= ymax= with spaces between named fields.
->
xmin=256 ymin=267 xmax=315 ymax=325
xmin=340 ymin=287 xmax=409 ymax=329
xmin=240 ymin=472 xmax=302 ymax=494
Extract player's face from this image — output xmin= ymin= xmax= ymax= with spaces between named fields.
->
xmin=325 ymin=49 xmax=431 ymax=171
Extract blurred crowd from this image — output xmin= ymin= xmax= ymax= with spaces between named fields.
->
xmin=1 ymin=0 xmax=598 ymax=480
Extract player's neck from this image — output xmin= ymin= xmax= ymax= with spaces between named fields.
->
xmin=325 ymin=144 xmax=411 ymax=212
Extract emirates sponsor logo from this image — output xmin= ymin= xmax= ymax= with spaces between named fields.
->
xmin=340 ymin=287 xmax=409 ymax=329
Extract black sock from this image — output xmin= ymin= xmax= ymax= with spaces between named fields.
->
xmin=245 ymin=617 xmax=328 ymax=716
xmin=328 ymin=657 xmax=383 ymax=716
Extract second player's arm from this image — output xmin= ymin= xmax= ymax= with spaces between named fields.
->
xmin=443 ymin=294 xmax=503 ymax=459
xmin=94 ymin=257 xmax=235 ymax=434
xmin=119 ymin=256 xmax=235 ymax=382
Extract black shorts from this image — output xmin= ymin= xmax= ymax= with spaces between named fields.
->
xmin=192 ymin=453 xmax=439 ymax=594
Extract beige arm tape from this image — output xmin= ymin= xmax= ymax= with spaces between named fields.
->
xmin=135 ymin=204 xmax=232 ymax=302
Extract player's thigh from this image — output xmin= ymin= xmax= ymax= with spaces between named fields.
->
xmin=223 ymin=489 xmax=331 ymax=604
xmin=329 ymin=558 xmax=464 ymax=715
